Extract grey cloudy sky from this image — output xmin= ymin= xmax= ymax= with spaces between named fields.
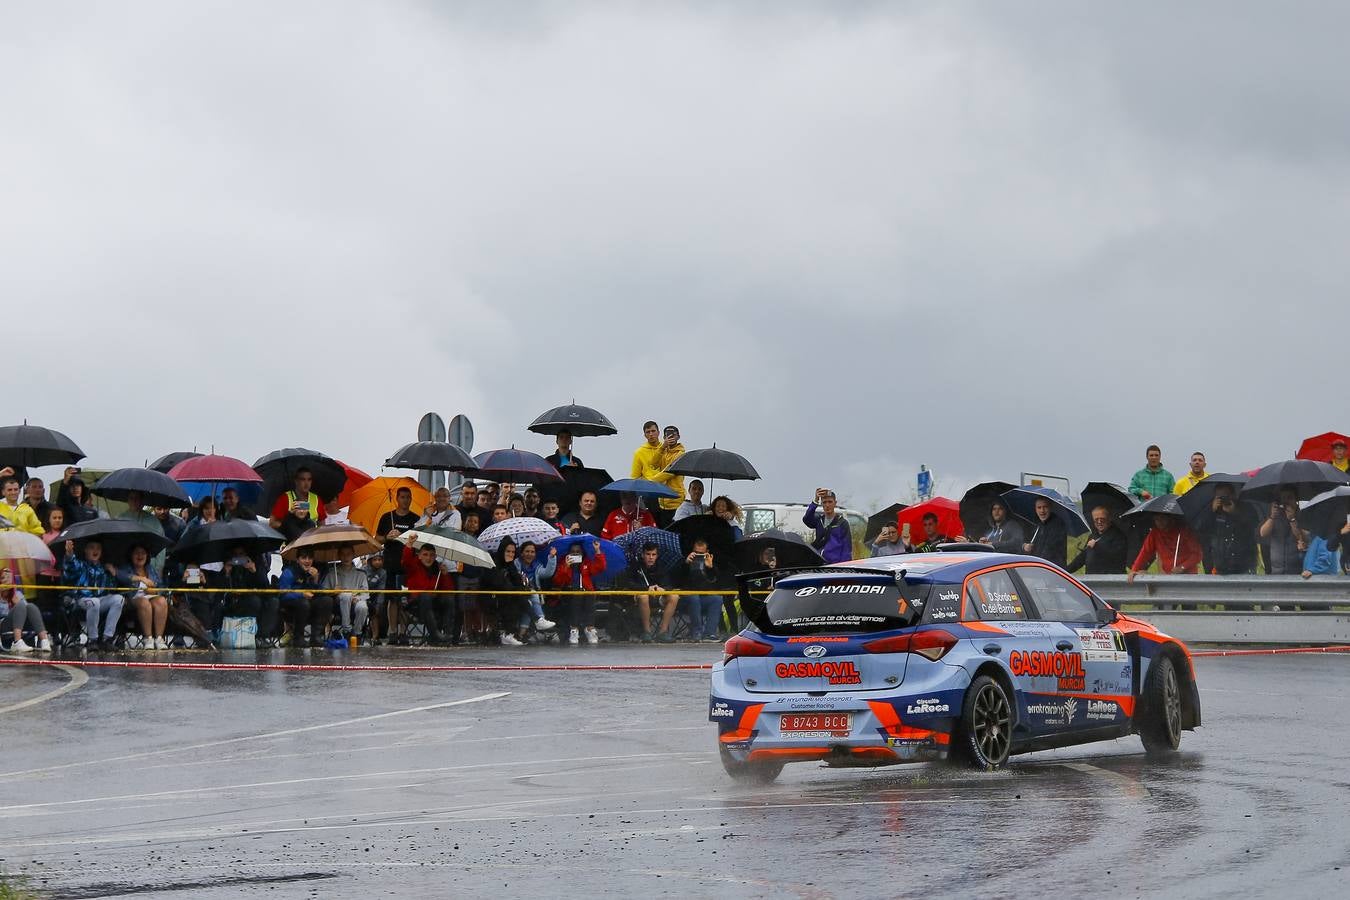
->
xmin=5 ymin=2 xmax=1347 ymax=511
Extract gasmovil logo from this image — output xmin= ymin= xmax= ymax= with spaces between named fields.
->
xmin=803 ymin=645 xmax=827 ymax=659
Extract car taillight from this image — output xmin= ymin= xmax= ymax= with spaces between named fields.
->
xmin=723 ymin=635 xmax=773 ymax=663
xmin=862 ymin=629 xmax=957 ymax=661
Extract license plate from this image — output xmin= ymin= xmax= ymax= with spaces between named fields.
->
xmin=779 ymin=713 xmax=851 ymax=736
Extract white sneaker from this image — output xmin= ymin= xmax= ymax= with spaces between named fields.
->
xmin=568 ymin=628 xmax=580 ymax=645
xmin=535 ymin=616 xmax=556 ymax=630
xmin=158 ymin=637 xmax=169 ymax=650
xmin=77 ymin=633 xmax=88 ymax=646
xmin=584 ymin=627 xmax=599 ymax=645
xmin=500 ymin=634 xmax=524 ymax=646
xmin=9 ymin=639 xmax=33 ymax=653
xmin=37 ymin=637 xmax=52 ymax=652
xmin=140 ymin=636 xmax=154 ymax=651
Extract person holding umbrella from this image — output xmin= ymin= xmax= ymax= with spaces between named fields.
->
xmin=912 ymin=513 xmax=956 ymax=554
xmin=602 ymin=493 xmax=655 ymax=540
xmin=1193 ymin=484 xmax=1258 ymax=574
xmin=1023 ymin=498 xmax=1068 ymax=567
xmin=1127 ymin=513 xmax=1203 ymax=583
xmin=1066 ymin=507 xmax=1129 ymax=574
xmin=1258 ymin=487 xmax=1308 ymax=576
xmin=545 ymin=430 xmax=584 ymax=469
xmin=62 ymin=538 xmax=123 ymax=649
xmin=552 ymin=538 xmax=607 ymax=645
xmin=399 ymin=542 xmax=459 ymax=645
xmin=803 ymin=488 xmax=852 ymax=564
xmin=979 ymin=500 xmax=1025 ymax=553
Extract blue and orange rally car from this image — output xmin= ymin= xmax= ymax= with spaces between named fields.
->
xmin=710 ymin=546 xmax=1201 ymax=783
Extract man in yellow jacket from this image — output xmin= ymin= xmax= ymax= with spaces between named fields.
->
xmin=630 ymin=422 xmax=685 ymax=526
xmin=1 ymin=475 xmax=45 ymax=535
xmin=1173 ymin=451 xmax=1208 ymax=496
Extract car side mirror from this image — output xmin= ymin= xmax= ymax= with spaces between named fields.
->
xmin=1096 ymin=605 xmax=1118 ymax=625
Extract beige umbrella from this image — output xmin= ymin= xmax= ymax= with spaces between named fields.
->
xmin=281 ymin=524 xmax=382 ymax=563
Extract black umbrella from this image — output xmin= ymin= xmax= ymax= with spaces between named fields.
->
xmin=958 ymin=481 xmax=1019 ymax=537
xmin=864 ymin=503 xmax=908 ymax=543
xmin=535 ymin=467 xmax=618 ymax=517
xmin=59 ymin=518 xmax=173 ymax=562
xmin=667 ymin=514 xmax=738 ymax=563
xmin=665 ymin=446 xmax=760 ymax=481
xmin=1117 ymin=494 xmax=1186 ymax=537
xmin=168 ymin=602 xmax=214 ymax=649
xmin=0 ymin=423 xmax=85 ymax=469
xmin=385 ymin=440 xmax=479 ymax=473
xmin=1299 ymin=486 xmax=1350 ymax=540
xmin=148 ymin=451 xmax=203 ymax=474
xmin=734 ymin=529 xmax=825 ymax=571
xmin=253 ymin=448 xmax=348 ymax=507
xmin=527 ymin=402 xmax=618 ymax=437
xmin=473 ymin=448 xmax=563 ymax=483
xmin=1079 ymin=482 xmax=1137 ymax=521
xmin=1242 ymin=459 xmax=1350 ymax=502
xmin=91 ymin=467 xmax=192 ymax=509
xmin=1176 ymin=473 xmax=1251 ymax=530
xmin=171 ymin=518 xmax=285 ymax=564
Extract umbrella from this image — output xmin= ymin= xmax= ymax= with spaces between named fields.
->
xmin=1299 ymin=486 xmax=1350 ymax=540
xmin=600 ymin=478 xmax=679 ymax=499
xmin=864 ymin=503 xmax=908 ymax=543
xmin=476 ymin=517 xmax=562 ymax=552
xmin=1176 ymin=473 xmax=1251 ymax=530
xmin=1079 ymin=482 xmax=1137 ymax=521
xmin=91 ymin=468 xmax=191 ymax=509
xmin=348 ymin=477 xmax=431 ymax=536
xmin=332 ymin=461 xmax=373 ymax=510
xmin=734 ymin=529 xmax=825 ymax=572
xmin=170 ymin=518 xmax=285 ymax=564
xmin=167 ymin=454 xmax=263 ymax=485
xmin=1296 ymin=432 xmax=1350 ymax=464
xmin=472 ymin=448 xmax=563 ymax=484
xmin=167 ymin=602 xmax=214 ymax=649
xmin=397 ymin=526 xmax=495 ymax=569
xmin=536 ymin=466 xmax=618 ymax=516
xmin=281 ymin=524 xmax=381 ymax=564
xmin=896 ymin=497 xmax=963 ymax=543
xmin=1001 ymin=486 xmax=1089 ymax=537
xmin=612 ymin=526 xmax=683 ymax=573
xmin=528 ymin=402 xmax=618 ymax=437
xmin=1118 ymin=494 xmax=1187 ymax=537
xmin=148 ymin=451 xmax=202 ymax=474
xmin=0 ymin=531 xmax=56 ymax=584
xmin=385 ymin=440 xmax=479 ymax=472
xmin=178 ymin=480 xmax=264 ymax=507
xmin=549 ymin=532 xmax=627 ymax=571
xmin=59 ymin=518 xmax=174 ymax=562
xmin=666 ymin=514 xmax=738 ymax=562
xmin=253 ymin=448 xmax=348 ymax=507
xmin=958 ymin=482 xmax=1019 ymax=538
xmin=664 ymin=446 xmax=760 ymax=481
xmin=0 ymin=423 xmax=85 ymax=469
xmin=1241 ymin=459 xmax=1350 ymax=502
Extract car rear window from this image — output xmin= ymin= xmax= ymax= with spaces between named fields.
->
xmin=761 ymin=579 xmax=927 ymax=635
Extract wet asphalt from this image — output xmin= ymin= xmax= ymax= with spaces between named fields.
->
xmin=0 ymin=646 xmax=1347 ymax=900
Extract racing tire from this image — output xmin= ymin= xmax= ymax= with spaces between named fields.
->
xmin=718 ymin=745 xmax=783 ymax=785
xmin=957 ymin=675 xmax=1013 ymax=770
xmin=1138 ymin=653 xmax=1183 ymax=756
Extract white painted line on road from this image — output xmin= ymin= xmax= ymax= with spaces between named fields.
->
xmin=1060 ymin=762 xmax=1149 ymax=798
xmin=0 ymin=691 xmax=511 ymax=781
xmin=0 ymin=665 xmax=88 ymax=717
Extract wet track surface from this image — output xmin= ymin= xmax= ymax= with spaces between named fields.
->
xmin=1 ymin=647 xmax=1348 ymax=899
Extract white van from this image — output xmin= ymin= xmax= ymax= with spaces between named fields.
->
xmin=741 ymin=502 xmax=867 ymax=543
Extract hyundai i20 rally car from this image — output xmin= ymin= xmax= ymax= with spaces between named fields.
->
xmin=710 ymin=547 xmax=1201 ymax=783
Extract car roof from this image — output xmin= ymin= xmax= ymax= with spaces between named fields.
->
xmin=823 ymin=550 xmax=1054 ymax=583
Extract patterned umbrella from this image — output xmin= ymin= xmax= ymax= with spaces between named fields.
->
xmin=477 ymin=517 xmax=562 ymax=552
xmin=612 ymin=526 xmax=682 ymax=573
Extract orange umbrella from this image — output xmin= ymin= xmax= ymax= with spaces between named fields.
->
xmin=333 ymin=461 xmax=374 ymax=510
xmin=348 ymin=477 xmax=430 ymax=535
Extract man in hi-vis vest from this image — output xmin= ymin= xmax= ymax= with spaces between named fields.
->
xmin=269 ymin=468 xmax=326 ymax=542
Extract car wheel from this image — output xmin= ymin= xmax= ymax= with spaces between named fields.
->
xmin=1138 ymin=653 xmax=1183 ymax=755
xmin=958 ymin=675 xmax=1013 ymax=770
xmin=718 ymin=744 xmax=783 ymax=784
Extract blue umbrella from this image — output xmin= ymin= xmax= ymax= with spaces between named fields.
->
xmin=613 ymin=526 xmax=682 ymax=573
xmin=600 ymin=478 xmax=679 ymax=499
xmin=179 ymin=480 xmax=265 ymax=507
xmin=549 ymin=532 xmax=627 ymax=587
xmin=1001 ymin=486 xmax=1089 ymax=537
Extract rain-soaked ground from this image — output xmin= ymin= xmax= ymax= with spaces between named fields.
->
xmin=0 ymin=646 xmax=1347 ymax=899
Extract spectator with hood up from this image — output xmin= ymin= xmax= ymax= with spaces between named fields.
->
xmin=979 ymin=500 xmax=1025 ymax=553
xmin=1128 ymin=515 xmax=1203 ymax=582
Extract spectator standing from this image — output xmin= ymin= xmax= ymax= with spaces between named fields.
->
xmin=219 ymin=488 xmax=257 ymax=522
xmin=376 ymin=487 xmax=420 ymax=588
xmin=1023 ymin=498 xmax=1068 ymax=567
xmin=1331 ymin=439 xmax=1349 ymax=473
xmin=803 ymin=489 xmax=852 ymax=563
xmin=602 ymin=493 xmax=655 ymax=540
xmin=673 ymin=480 xmax=708 ymax=522
xmin=561 ymin=491 xmax=605 ymax=537
xmin=321 ymin=546 xmax=370 ymax=641
xmin=23 ymin=478 xmax=51 ymax=527
xmin=622 ymin=542 xmax=678 ymax=642
xmin=870 ymin=523 xmax=908 ymax=557
xmin=152 ymin=506 xmax=186 ymax=544
xmin=1067 ymin=507 xmax=1129 ymax=574
xmin=1194 ymin=485 xmax=1257 ymax=574
xmin=711 ymin=496 xmax=744 ymax=540
xmin=630 ymin=422 xmax=684 ymax=526
xmin=545 ymin=430 xmax=584 ymax=469
xmin=979 ymin=500 xmax=1026 ymax=553
xmin=56 ymin=469 xmax=97 ymax=525
xmin=1258 ymin=488 xmax=1307 ymax=576
xmin=62 ymin=538 xmax=123 ymax=649
xmin=456 ymin=483 xmax=479 ymax=517
xmin=911 ymin=513 xmax=952 ymax=554
xmin=459 ymin=510 xmax=483 ymax=538
xmin=676 ymin=538 xmax=723 ymax=643
xmin=0 ymin=477 xmax=43 ymax=535
xmin=1127 ymin=515 xmax=1203 ymax=582
xmin=269 ymin=468 xmax=326 ymax=542
xmin=522 ymin=488 xmax=541 ymax=519
xmin=552 ymin=539 xmax=606 ymax=645
xmin=1173 ymin=452 xmax=1209 ymax=496
xmin=418 ymin=487 xmax=462 ymax=530
xmin=1128 ymin=446 xmax=1175 ymax=501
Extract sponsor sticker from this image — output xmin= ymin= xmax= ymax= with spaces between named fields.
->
xmin=803 ymin=645 xmax=827 ymax=659
xmin=930 ymin=609 xmax=956 ymax=620
xmin=1009 ymin=650 xmax=1085 ymax=692
xmin=774 ymin=661 xmax=863 ymax=685
xmin=938 ymin=590 xmax=959 ymax=603
xmin=709 ymin=702 xmax=736 ymax=719
xmin=905 ymin=697 xmax=951 ymax=715
xmin=1026 ymin=697 xmax=1079 ymax=725
xmin=1076 ymin=628 xmax=1128 ymax=662
xmin=1085 ymin=699 xmax=1119 ymax=721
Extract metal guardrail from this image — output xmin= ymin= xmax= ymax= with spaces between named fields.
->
xmin=1080 ymin=575 xmax=1350 ymax=645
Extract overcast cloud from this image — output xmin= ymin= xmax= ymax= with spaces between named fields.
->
xmin=4 ymin=1 xmax=1347 ymax=511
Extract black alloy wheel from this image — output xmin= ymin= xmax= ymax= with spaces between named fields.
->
xmin=1139 ymin=654 xmax=1184 ymax=755
xmin=960 ymin=675 xmax=1013 ymax=770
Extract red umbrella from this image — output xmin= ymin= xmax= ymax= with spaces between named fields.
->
xmin=166 ymin=453 xmax=262 ymax=483
xmin=333 ymin=460 xmax=373 ymax=509
xmin=896 ymin=497 xmax=964 ymax=543
xmin=1296 ymin=432 xmax=1350 ymax=464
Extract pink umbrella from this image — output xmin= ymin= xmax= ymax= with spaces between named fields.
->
xmin=166 ymin=453 xmax=263 ymax=483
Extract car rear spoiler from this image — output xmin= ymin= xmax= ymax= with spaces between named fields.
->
xmin=734 ymin=565 xmax=901 ymax=633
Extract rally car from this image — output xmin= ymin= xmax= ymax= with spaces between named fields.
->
xmin=710 ymin=546 xmax=1200 ymax=783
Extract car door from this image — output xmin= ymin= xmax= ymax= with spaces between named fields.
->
xmin=961 ymin=568 xmax=1066 ymax=733
xmin=1011 ymin=564 xmax=1132 ymax=730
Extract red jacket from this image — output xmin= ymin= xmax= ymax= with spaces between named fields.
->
xmin=401 ymin=545 xmax=453 ymax=591
xmin=601 ymin=508 xmax=655 ymax=540
xmin=553 ymin=549 xmax=608 ymax=591
xmin=1132 ymin=525 xmax=1203 ymax=574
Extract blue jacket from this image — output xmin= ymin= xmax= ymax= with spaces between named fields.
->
xmin=278 ymin=562 xmax=318 ymax=601
xmin=63 ymin=555 xmax=117 ymax=598
xmin=803 ymin=503 xmax=853 ymax=564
